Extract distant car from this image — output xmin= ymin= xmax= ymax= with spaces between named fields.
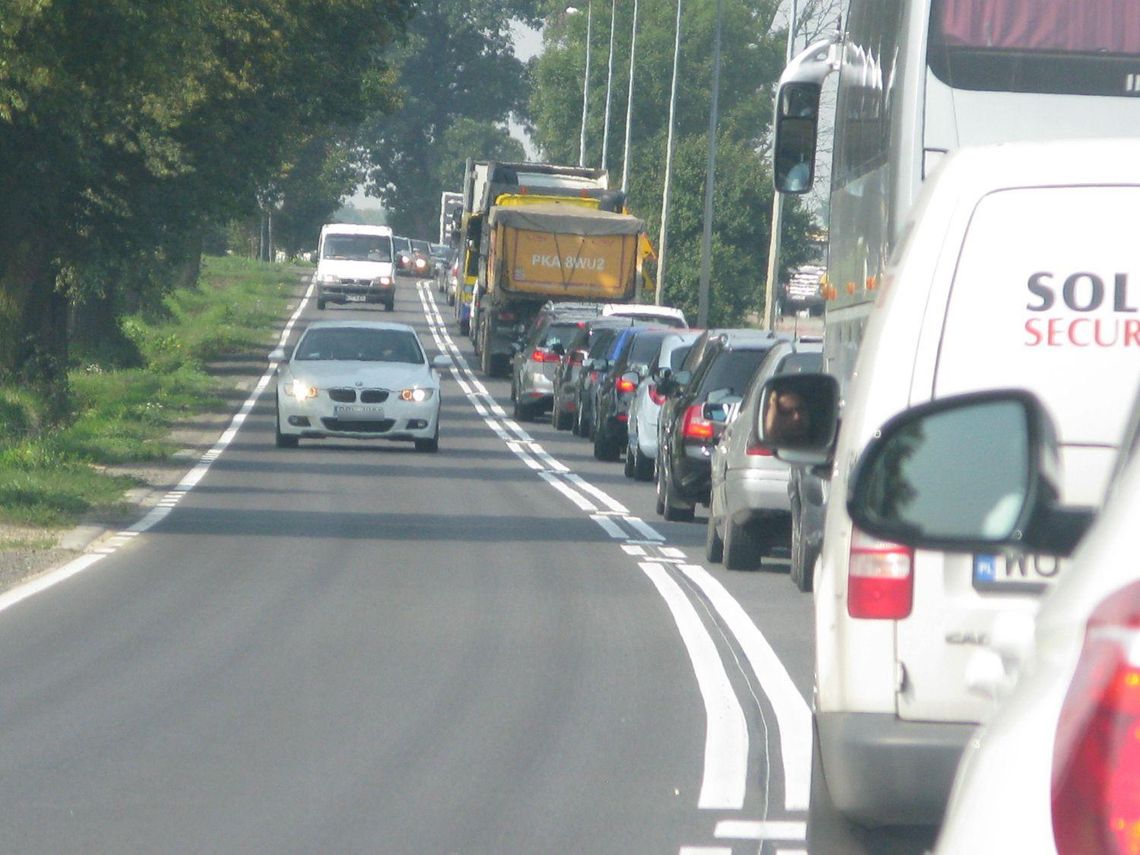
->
xmin=313 ymin=224 xmax=396 ymax=312
xmin=707 ymin=338 xmax=823 ymax=569
xmin=601 ymin=303 xmax=688 ymax=328
xmin=591 ymin=327 xmax=673 ymax=461
xmin=409 ymin=239 xmax=434 ymax=278
xmin=509 ymin=304 xmax=599 ymax=420
xmin=655 ymin=329 xmax=788 ymax=522
xmin=570 ymin=320 xmax=645 ymax=439
xmin=549 ymin=317 xmax=625 ymax=432
xmin=430 ymin=244 xmax=452 ymax=292
xmin=393 ymin=235 xmax=429 ymax=279
xmin=272 ymin=320 xmax=450 ymax=452
xmin=625 ymin=331 xmax=701 ymax=481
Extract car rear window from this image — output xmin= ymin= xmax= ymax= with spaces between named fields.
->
xmin=542 ymin=322 xmax=583 ymax=348
xmin=777 ymin=352 xmax=822 ymax=375
xmin=627 ymin=332 xmax=668 ymax=368
xmin=697 ymin=348 xmax=770 ymax=397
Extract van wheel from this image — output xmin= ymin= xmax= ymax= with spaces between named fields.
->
xmin=723 ymin=518 xmax=761 ymax=570
xmin=705 ymin=514 xmax=724 ymax=562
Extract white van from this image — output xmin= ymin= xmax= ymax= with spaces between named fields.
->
xmin=790 ymin=139 xmax=1140 ymax=849
xmin=314 ymin=224 xmax=396 ymax=311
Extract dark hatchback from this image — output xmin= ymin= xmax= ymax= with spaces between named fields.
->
xmin=655 ymin=329 xmax=788 ymax=522
xmin=591 ymin=328 xmax=673 ymax=461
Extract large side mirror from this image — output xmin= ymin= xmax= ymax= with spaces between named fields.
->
xmin=269 ymin=344 xmax=294 ymax=363
xmin=431 ymin=354 xmax=453 ymax=371
xmin=757 ymin=373 xmax=839 ymax=464
xmin=846 ymin=389 xmax=1090 ymax=555
xmin=773 ymin=82 xmax=821 ymax=194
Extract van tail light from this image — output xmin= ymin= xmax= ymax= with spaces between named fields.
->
xmin=1052 ymin=581 xmax=1140 ymax=855
xmin=531 ymin=348 xmax=561 ymax=364
xmin=648 ymin=384 xmax=667 ymax=406
xmin=682 ymin=404 xmax=715 ymax=443
xmin=847 ymin=529 xmax=913 ymax=619
xmin=616 ymin=375 xmax=638 ymax=394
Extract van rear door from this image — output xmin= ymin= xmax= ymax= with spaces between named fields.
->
xmin=897 ymin=183 xmax=1140 ymax=723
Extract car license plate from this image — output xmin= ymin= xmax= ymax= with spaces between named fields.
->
xmin=345 ymin=294 xmax=367 ymax=302
xmin=334 ymin=404 xmax=384 ymax=420
xmin=973 ymin=553 xmax=1063 ymax=594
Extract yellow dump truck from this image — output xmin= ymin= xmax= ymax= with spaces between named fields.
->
xmin=475 ymin=203 xmax=645 ymax=376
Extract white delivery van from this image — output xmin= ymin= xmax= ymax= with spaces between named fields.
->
xmin=803 ymin=138 xmax=1140 ymax=850
xmin=314 ymin=224 xmax=396 ymax=311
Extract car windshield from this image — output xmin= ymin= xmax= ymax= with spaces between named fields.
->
xmin=322 ymin=235 xmax=392 ymax=262
xmin=294 ymin=328 xmax=424 ymax=364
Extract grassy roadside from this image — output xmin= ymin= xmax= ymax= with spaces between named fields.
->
xmin=0 ymin=256 xmax=299 ymax=541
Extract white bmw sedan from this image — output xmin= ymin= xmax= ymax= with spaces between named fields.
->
xmin=272 ymin=320 xmax=449 ymax=452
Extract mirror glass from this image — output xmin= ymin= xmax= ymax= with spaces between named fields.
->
xmin=773 ymin=83 xmax=821 ymax=193
xmin=855 ymin=400 xmax=1031 ymax=541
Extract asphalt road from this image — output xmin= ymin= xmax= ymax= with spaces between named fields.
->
xmin=0 ymin=277 xmax=821 ymax=854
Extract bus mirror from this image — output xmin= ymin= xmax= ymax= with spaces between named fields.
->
xmin=773 ymin=82 xmax=820 ymax=194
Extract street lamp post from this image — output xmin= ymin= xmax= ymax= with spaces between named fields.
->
xmin=576 ymin=2 xmax=594 ymax=167
xmin=601 ymin=0 xmax=617 ymax=172
xmin=655 ymin=0 xmax=683 ymax=306
xmin=620 ymin=0 xmax=639 ymax=193
xmin=762 ymin=0 xmax=798 ymax=330
xmin=696 ymin=0 xmax=724 ymax=327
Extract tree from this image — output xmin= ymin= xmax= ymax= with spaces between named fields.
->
xmin=0 ymin=0 xmax=411 ymax=402
xmin=355 ymin=0 xmax=542 ymax=239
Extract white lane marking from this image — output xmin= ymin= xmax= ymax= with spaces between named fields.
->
xmin=641 ymin=563 xmax=749 ymax=810
xmin=0 ymin=278 xmax=318 ymax=614
xmin=715 ymin=820 xmax=807 ymax=841
xmin=417 ymin=282 xmax=811 ymax=820
xmin=625 ymin=515 xmax=665 ymax=541
xmin=590 ymin=514 xmax=628 ymax=539
xmin=679 ymin=564 xmax=811 ymax=812
xmin=679 ymin=849 xmax=732 ymax=855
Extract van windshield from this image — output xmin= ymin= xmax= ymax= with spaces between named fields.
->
xmin=322 ymin=235 xmax=392 ymax=262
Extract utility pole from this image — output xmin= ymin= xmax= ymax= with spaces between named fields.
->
xmin=655 ymin=0 xmax=683 ymax=306
xmin=696 ymin=0 xmax=724 ymax=327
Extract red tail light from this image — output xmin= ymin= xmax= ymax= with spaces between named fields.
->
xmin=682 ymin=404 xmax=715 ymax=443
xmin=616 ymin=375 xmax=637 ymax=394
xmin=746 ymin=434 xmax=775 ymax=457
xmin=1053 ymin=581 xmax=1140 ymax=854
xmin=531 ymin=348 xmax=561 ymax=364
xmin=648 ymin=384 xmax=667 ymax=406
xmin=847 ymin=529 xmax=913 ymax=619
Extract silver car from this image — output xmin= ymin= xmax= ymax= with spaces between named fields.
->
xmin=623 ymin=331 xmax=700 ymax=481
xmin=706 ymin=338 xmax=823 ymax=569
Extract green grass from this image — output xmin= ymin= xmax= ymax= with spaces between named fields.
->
xmin=0 ymin=256 xmax=296 ymax=530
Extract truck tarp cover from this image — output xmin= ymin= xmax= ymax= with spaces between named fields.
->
xmin=488 ymin=204 xmax=645 ymax=236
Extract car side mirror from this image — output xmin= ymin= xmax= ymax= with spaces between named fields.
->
xmin=757 ymin=373 xmax=839 ymax=465
xmin=269 ymin=344 xmax=293 ymax=363
xmin=431 ymin=354 xmax=453 ymax=371
xmin=846 ymin=389 xmax=1091 ymax=556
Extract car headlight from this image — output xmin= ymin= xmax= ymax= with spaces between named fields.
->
xmin=284 ymin=380 xmax=318 ymax=400
xmin=371 ymin=276 xmax=393 ymax=287
xmin=414 ymin=257 xmax=429 ymax=270
xmin=399 ymin=387 xmax=434 ymax=403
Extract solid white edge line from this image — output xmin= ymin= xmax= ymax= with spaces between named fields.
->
xmin=537 ymin=472 xmax=598 ymax=512
xmin=641 ymin=562 xmax=748 ymax=810
xmin=590 ymin=514 xmax=627 ymax=539
xmin=679 ymin=564 xmax=812 ymax=812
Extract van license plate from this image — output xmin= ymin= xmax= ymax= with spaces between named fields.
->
xmin=973 ymin=553 xmax=1063 ymax=594
xmin=345 ymin=294 xmax=367 ymax=302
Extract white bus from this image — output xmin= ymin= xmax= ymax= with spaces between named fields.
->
xmin=774 ymin=0 xmax=1140 ymax=387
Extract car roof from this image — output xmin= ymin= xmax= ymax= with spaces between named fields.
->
xmin=300 ymin=320 xmax=419 ymax=335
xmin=702 ymin=328 xmax=788 ymax=349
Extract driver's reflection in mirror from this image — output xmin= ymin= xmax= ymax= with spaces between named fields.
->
xmin=764 ymin=388 xmax=811 ymax=444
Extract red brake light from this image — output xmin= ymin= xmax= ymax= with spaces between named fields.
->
xmin=746 ymin=432 xmax=775 ymax=456
xmin=847 ymin=529 xmax=913 ymax=619
xmin=682 ymin=404 xmax=715 ymax=442
xmin=531 ymin=348 xmax=561 ymax=364
xmin=1053 ymin=581 xmax=1140 ymax=855
xmin=616 ymin=375 xmax=637 ymax=394
xmin=648 ymin=384 xmax=667 ymax=406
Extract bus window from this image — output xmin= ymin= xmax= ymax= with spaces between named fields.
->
xmin=929 ymin=0 xmax=1140 ymax=95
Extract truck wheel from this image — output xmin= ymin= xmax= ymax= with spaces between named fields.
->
xmin=723 ymin=517 xmax=762 ymax=570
